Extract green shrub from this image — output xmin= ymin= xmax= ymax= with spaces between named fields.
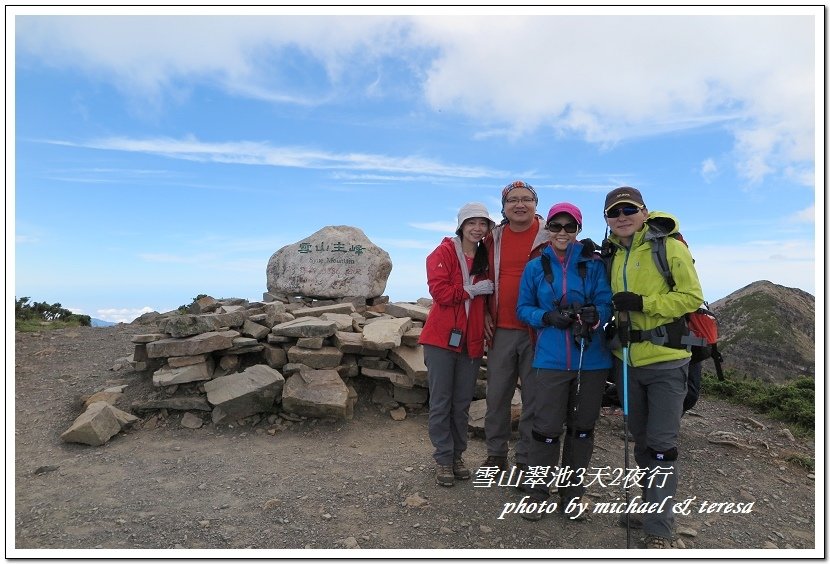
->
xmin=178 ymin=294 xmax=209 ymax=313
xmin=15 ymin=296 xmax=91 ymax=331
xmin=701 ymin=370 xmax=814 ymax=436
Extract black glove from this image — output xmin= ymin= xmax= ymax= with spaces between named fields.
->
xmin=612 ymin=292 xmax=643 ymax=312
xmin=578 ymin=304 xmax=599 ymax=327
xmin=543 ymin=309 xmax=574 ymax=329
xmin=579 ymin=238 xmax=599 ymax=258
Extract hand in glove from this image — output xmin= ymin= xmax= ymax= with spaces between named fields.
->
xmin=464 ymin=279 xmax=494 ymax=298
xmin=612 ymin=291 xmax=643 ymax=312
xmin=543 ymin=309 xmax=574 ymax=329
xmin=578 ymin=304 xmax=599 ymax=327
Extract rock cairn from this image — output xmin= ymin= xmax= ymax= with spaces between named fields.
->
xmin=62 ymin=293 xmax=504 ymax=446
xmin=60 ymin=225 xmax=524 ymax=446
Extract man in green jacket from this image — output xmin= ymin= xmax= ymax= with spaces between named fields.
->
xmin=603 ymin=186 xmax=704 ymax=549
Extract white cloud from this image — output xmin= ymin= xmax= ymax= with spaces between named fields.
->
xmin=48 ymin=136 xmax=501 ymax=179
xmin=409 ymin=221 xmax=456 ymax=233
xmin=16 ymin=234 xmax=39 ymax=244
xmin=138 ymin=252 xmax=219 ymax=264
xmin=700 ymin=158 xmax=718 ymax=183
xmin=693 ymin=239 xmax=815 ymax=301
xmin=412 ymin=14 xmax=815 ymax=184
xmin=788 ymin=205 xmax=815 ymax=224
xmin=17 ymin=12 xmax=816 ymax=186
xmin=374 ymin=238 xmax=436 ymax=250
xmin=95 ymin=306 xmax=155 ymax=323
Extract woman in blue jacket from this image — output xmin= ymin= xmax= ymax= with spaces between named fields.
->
xmin=515 ymin=202 xmax=613 ymax=521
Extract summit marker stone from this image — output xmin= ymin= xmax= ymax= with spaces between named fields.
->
xmin=266 ymin=226 xmax=392 ymax=299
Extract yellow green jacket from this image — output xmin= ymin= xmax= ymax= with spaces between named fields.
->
xmin=607 ymin=211 xmax=704 ymax=367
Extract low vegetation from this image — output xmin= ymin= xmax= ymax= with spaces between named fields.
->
xmin=15 ymin=296 xmax=91 ymax=332
xmin=177 ymin=294 xmax=209 ymax=313
xmin=701 ymin=369 xmax=814 ymax=437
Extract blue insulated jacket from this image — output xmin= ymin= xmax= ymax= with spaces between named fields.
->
xmin=516 ymin=242 xmax=613 ymax=371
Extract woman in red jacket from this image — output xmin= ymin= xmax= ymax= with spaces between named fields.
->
xmin=419 ymin=202 xmax=495 ymax=487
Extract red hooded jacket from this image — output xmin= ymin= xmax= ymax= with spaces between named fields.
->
xmin=419 ymin=237 xmax=489 ymax=358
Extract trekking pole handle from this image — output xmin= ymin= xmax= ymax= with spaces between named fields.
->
xmin=617 ymin=310 xmax=630 ymax=347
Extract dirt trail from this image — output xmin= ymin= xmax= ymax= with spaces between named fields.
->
xmin=13 ymin=324 xmax=817 ymax=554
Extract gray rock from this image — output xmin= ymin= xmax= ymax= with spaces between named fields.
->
xmin=224 ymin=337 xmax=265 ymax=355
xmin=358 ymin=357 xmax=393 ymax=370
xmin=468 ymin=390 xmax=521 ymax=433
xmin=282 ymin=369 xmax=350 ymax=420
xmin=159 ymin=311 xmax=246 ymax=338
xmin=320 ymin=313 xmax=356 ymax=331
xmin=152 ymin=358 xmax=215 ymax=387
xmin=384 ymin=302 xmax=429 ymax=321
xmin=131 ymin=397 xmax=212 ymax=413
xmin=401 ymin=328 xmax=422 ymax=347
xmin=286 ymin=346 xmax=343 ymax=369
xmin=361 ymin=366 xmax=415 ymax=389
xmin=371 ymin=383 xmax=399 ymax=412
xmin=292 ymin=303 xmax=356 ymax=318
xmin=167 ymin=354 xmax=208 ymax=368
xmin=281 ymin=363 xmax=310 ymax=377
xmin=146 ymin=330 xmax=239 ymax=358
xmin=262 ymin=344 xmax=288 ymax=369
xmin=60 ymin=402 xmax=130 ymax=446
xmin=205 ymin=365 xmax=285 ymax=423
xmin=219 ymin=355 xmax=239 ymax=372
xmin=131 ymin=333 xmax=167 ymax=344
xmin=188 ymin=296 xmax=219 ymax=314
xmin=242 ymin=319 xmax=270 ymax=340
xmin=331 ymin=331 xmax=365 ymax=354
xmin=180 ymin=412 xmax=204 ymax=429
xmin=296 ymin=337 xmax=324 ymax=350
xmin=266 ymin=225 xmax=392 ymax=299
xmin=361 ymin=318 xmax=413 ymax=351
xmin=271 ymin=317 xmax=337 ymax=339
xmin=392 ymin=385 xmax=428 ymax=405
xmin=388 ymin=345 xmax=428 ymax=387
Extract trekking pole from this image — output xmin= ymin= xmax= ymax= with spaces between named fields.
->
xmin=617 ymin=310 xmax=632 ymax=549
xmin=573 ymin=322 xmax=586 ymax=417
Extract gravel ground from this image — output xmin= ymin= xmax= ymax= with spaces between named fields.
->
xmin=12 ymin=324 xmax=818 ymax=556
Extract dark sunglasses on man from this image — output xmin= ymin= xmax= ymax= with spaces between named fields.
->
xmin=546 ymin=221 xmax=579 ymax=233
xmin=605 ymin=205 xmax=643 ymax=218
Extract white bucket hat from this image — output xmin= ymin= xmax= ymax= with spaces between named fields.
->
xmin=456 ymin=202 xmax=496 ymax=235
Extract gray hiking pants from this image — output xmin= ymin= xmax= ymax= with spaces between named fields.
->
xmin=423 ymin=344 xmax=480 ymax=465
xmin=526 ymin=368 xmax=607 ymax=503
xmin=614 ymin=358 xmax=688 ymax=540
xmin=483 ymin=328 xmax=535 ymax=464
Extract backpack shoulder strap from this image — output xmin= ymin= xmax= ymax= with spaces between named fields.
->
xmin=651 ymin=235 xmax=675 ymax=290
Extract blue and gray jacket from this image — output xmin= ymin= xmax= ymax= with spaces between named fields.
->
xmin=516 ymin=241 xmax=613 ymax=371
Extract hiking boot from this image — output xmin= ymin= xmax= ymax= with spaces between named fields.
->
xmin=520 ymin=510 xmax=543 ymax=522
xmin=452 ymin=457 xmax=471 ymax=480
xmin=644 ymin=535 xmax=676 ymax=549
xmin=561 ymin=497 xmax=590 ymax=521
xmin=435 ymin=464 xmax=455 ymax=487
xmin=514 ymin=461 xmax=529 ymax=491
xmin=479 ymin=455 xmax=508 ymax=474
xmin=617 ymin=513 xmax=644 ymax=529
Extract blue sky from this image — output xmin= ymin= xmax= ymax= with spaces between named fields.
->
xmin=10 ymin=7 xmax=822 ymax=323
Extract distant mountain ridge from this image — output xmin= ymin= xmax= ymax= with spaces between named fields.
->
xmin=91 ymin=318 xmax=116 ymax=327
xmin=709 ymin=280 xmax=815 ymax=383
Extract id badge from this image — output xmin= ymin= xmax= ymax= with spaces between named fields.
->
xmin=448 ymin=329 xmax=463 ymax=348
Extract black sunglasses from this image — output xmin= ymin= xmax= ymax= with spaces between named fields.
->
xmin=605 ymin=205 xmax=643 ymax=218
xmin=547 ymin=222 xmax=579 ymax=233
